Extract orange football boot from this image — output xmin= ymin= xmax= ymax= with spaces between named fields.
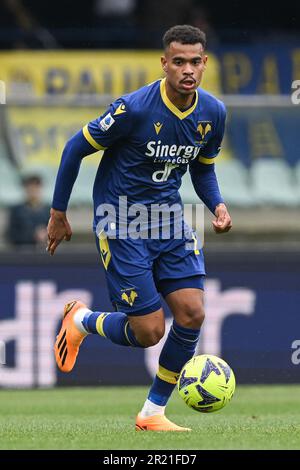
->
xmin=54 ymin=300 xmax=88 ymax=373
xmin=135 ymin=413 xmax=191 ymax=432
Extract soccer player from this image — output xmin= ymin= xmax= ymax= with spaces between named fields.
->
xmin=47 ymin=24 xmax=232 ymax=432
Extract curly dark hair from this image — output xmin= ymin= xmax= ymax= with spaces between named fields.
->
xmin=163 ymin=25 xmax=206 ymax=50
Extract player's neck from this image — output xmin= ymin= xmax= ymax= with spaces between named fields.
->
xmin=165 ymin=80 xmax=195 ymax=111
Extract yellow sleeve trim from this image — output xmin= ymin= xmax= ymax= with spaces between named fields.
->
xmin=198 ymin=156 xmax=216 ymax=165
xmin=82 ymin=124 xmax=107 ymax=151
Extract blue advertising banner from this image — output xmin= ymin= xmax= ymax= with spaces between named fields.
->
xmin=226 ymin=106 xmax=300 ymax=167
xmin=215 ymin=44 xmax=300 ymax=95
xmin=0 ymin=250 xmax=299 ymax=388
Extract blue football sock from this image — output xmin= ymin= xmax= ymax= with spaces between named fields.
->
xmin=148 ymin=320 xmax=200 ymax=406
xmin=82 ymin=311 xmax=142 ymax=347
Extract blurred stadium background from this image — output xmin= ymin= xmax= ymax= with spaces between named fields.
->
xmin=0 ymin=0 xmax=299 ymax=392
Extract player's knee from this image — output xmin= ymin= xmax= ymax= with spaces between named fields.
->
xmin=136 ymin=325 xmax=165 ymax=348
xmin=179 ymin=303 xmax=205 ymax=329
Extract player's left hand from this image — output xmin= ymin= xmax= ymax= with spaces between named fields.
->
xmin=212 ymin=203 xmax=232 ymax=234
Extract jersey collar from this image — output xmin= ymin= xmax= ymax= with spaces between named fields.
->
xmin=160 ymin=78 xmax=198 ymax=120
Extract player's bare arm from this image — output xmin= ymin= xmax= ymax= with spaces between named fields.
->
xmin=47 ymin=208 xmax=72 ymax=256
xmin=212 ymin=202 xmax=232 ymax=233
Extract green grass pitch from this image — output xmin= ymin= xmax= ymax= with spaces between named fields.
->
xmin=0 ymin=385 xmax=299 ymax=450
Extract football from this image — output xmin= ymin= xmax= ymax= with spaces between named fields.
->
xmin=177 ymin=354 xmax=236 ymax=413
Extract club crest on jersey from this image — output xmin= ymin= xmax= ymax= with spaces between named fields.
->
xmin=99 ymin=113 xmax=115 ymax=132
xmin=197 ymin=121 xmax=212 ymax=142
xmin=121 ymin=289 xmax=138 ymax=307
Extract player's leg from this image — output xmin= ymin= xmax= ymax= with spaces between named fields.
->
xmin=54 ymin=300 xmax=165 ymax=372
xmin=78 ymin=306 xmax=165 ymax=347
xmin=54 ymin=235 xmax=163 ymax=372
xmin=138 ymin=282 xmax=204 ymax=409
xmin=166 ymin=287 xmax=205 ymax=329
xmin=136 ymin=283 xmax=203 ymax=431
xmin=138 ymin=231 xmax=205 ymax=425
xmin=127 ymin=309 xmax=165 ymax=347
xmin=146 ymin=286 xmax=204 ymax=403
xmin=123 ymin=311 xmax=190 ymax=429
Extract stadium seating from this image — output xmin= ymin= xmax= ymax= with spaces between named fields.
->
xmin=250 ymin=159 xmax=299 ymax=206
xmin=1 ymin=146 xmax=300 ymax=208
xmin=180 ymin=158 xmax=300 ymax=208
xmin=70 ymin=162 xmax=99 ymax=206
xmin=295 ymin=161 xmax=300 ymax=204
xmin=215 ymin=160 xmax=254 ymax=207
xmin=179 ymin=172 xmax=199 ymax=203
xmin=180 ymin=160 xmax=255 ymax=207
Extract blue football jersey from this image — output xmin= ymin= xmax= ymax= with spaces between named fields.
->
xmin=83 ymin=78 xmax=226 ymax=233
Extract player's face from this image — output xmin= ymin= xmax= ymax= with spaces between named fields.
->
xmin=161 ymin=42 xmax=207 ymax=95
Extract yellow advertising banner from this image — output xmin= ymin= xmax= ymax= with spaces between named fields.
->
xmin=0 ymin=50 xmax=221 ymax=98
xmin=7 ymin=106 xmax=105 ymax=167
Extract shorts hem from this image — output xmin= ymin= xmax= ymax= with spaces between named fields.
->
xmin=157 ymin=274 xmax=205 ymax=298
xmin=115 ymin=299 xmax=162 ymax=316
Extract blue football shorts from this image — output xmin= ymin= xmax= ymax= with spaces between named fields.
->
xmin=95 ymin=232 xmax=205 ymax=316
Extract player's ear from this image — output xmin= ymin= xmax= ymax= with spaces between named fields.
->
xmin=203 ymin=55 xmax=208 ymax=70
xmin=161 ymin=56 xmax=167 ymax=73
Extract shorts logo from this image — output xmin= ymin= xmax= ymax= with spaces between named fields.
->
xmin=99 ymin=113 xmax=115 ymax=131
xmin=121 ymin=289 xmax=138 ymax=307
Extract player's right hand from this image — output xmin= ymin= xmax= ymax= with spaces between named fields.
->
xmin=47 ymin=208 xmax=72 ymax=256
xmin=212 ymin=203 xmax=232 ymax=234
